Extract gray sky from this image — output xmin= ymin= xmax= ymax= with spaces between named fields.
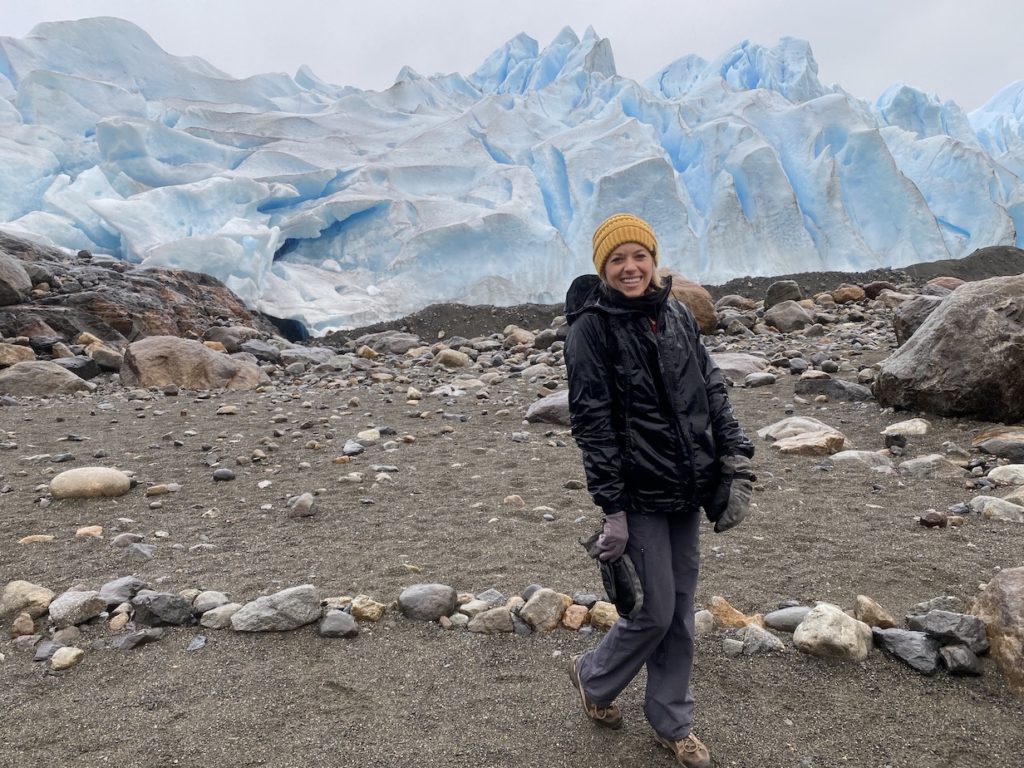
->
xmin=3 ymin=0 xmax=1021 ymax=111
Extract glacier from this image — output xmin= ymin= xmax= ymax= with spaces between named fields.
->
xmin=1 ymin=17 xmax=1024 ymax=334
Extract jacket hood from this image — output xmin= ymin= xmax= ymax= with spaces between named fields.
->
xmin=565 ymin=274 xmax=602 ymax=322
xmin=564 ymin=274 xmax=674 ymax=325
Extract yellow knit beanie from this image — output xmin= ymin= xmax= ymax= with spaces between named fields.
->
xmin=592 ymin=213 xmax=658 ymax=276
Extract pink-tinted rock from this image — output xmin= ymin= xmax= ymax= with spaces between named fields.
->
xmin=121 ymin=336 xmax=261 ymax=391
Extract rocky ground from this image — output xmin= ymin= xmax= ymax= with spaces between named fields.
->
xmin=2 ymin=232 xmax=1024 ymax=768
xmin=2 ymin=305 xmax=1023 ymax=768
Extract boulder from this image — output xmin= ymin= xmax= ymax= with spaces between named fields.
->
xmin=519 ymin=588 xmax=571 ymax=632
xmin=873 ymin=275 xmax=1024 ymax=421
xmin=433 ymin=349 xmax=471 ymax=368
xmin=0 ymin=343 xmax=35 ymax=367
xmin=831 ymin=284 xmax=865 ymax=304
xmin=200 ymin=603 xmax=243 ymax=629
xmin=968 ymin=495 xmax=1024 ymax=523
xmin=47 ymin=590 xmax=106 ymax=628
xmin=98 ymin=576 xmax=147 ymax=608
xmin=764 ymin=280 xmax=802 ymax=309
xmin=398 ymin=583 xmax=457 ymax=621
xmin=525 ymin=389 xmax=570 ymax=425
xmin=854 ymin=595 xmax=897 ymax=629
xmin=972 ymin=426 xmax=1024 ymax=463
xmin=356 ymin=331 xmax=424 ymax=355
xmin=770 ymin=430 xmax=845 ymax=456
xmin=735 ymin=624 xmax=785 ymax=655
xmin=970 ymin=567 xmax=1024 ymax=694
xmin=588 ymin=601 xmax=619 ymax=631
xmin=660 ymin=270 xmax=716 ymax=334
xmin=711 ymin=352 xmax=769 ymax=381
xmin=0 ymin=360 xmax=97 ymax=395
xmin=927 ymin=276 xmax=966 ymax=291
xmin=50 ymin=355 xmax=101 ymax=380
xmin=1 ymin=580 xmax=55 ymax=619
xmin=793 ymin=603 xmax=872 ymax=661
xmin=85 ymin=341 xmax=124 ymax=370
xmin=872 ymin=628 xmax=941 ymax=674
xmin=939 ymin=645 xmax=982 ymax=676
xmin=319 ymin=610 xmax=360 ymax=638
xmin=763 ymin=605 xmax=811 ymax=633
xmin=0 ymin=252 xmax=32 ymax=305
xmin=121 ymin=335 xmax=261 ymax=391
xmin=893 ymin=294 xmax=944 ymax=345
xmin=467 ymin=607 xmax=515 ymax=634
xmin=50 ymin=467 xmax=132 ymax=499
xmin=793 ymin=376 xmax=873 ymax=402
xmin=192 ymin=591 xmax=231 ymax=615
xmin=131 ymin=592 xmax=193 ymax=626
xmin=988 ymin=465 xmax=1024 ymax=486
xmin=230 ymin=585 xmax=321 ymax=632
xmin=906 ymin=610 xmax=989 ymax=654
xmin=764 ymin=300 xmax=814 ymax=333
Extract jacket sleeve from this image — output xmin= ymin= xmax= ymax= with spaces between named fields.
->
xmin=685 ymin=309 xmax=755 ymax=459
xmin=564 ymin=313 xmax=629 ymax=514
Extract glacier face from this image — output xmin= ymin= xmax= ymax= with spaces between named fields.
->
xmin=1 ymin=17 xmax=1022 ymax=333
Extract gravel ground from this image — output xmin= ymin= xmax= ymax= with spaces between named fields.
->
xmin=2 ymin=337 xmax=1023 ymax=768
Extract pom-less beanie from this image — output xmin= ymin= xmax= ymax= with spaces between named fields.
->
xmin=592 ymin=214 xmax=658 ymax=276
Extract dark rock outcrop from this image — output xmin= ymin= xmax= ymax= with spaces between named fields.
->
xmin=0 ymin=232 xmax=272 ymax=344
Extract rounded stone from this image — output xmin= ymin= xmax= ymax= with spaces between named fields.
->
xmin=50 ymin=467 xmax=131 ymax=499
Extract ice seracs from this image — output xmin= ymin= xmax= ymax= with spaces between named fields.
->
xmin=1 ymin=18 xmax=1023 ymax=333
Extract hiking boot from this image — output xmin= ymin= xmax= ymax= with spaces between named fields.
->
xmin=569 ymin=654 xmax=622 ymax=729
xmin=653 ymin=732 xmax=711 ymax=767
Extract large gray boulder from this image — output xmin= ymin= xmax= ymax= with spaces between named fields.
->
xmin=893 ymin=293 xmax=944 ymax=345
xmin=873 ymin=275 xmax=1024 ymax=421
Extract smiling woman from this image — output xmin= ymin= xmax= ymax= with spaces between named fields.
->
xmin=561 ymin=211 xmax=755 ymax=766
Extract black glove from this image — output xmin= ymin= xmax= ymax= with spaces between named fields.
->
xmin=705 ymin=454 xmax=756 ymax=533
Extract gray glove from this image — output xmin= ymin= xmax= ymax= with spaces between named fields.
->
xmin=596 ymin=511 xmax=628 ymax=561
xmin=706 ymin=455 xmax=756 ymax=533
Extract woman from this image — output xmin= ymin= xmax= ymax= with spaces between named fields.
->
xmin=563 ymin=213 xmax=755 ymax=767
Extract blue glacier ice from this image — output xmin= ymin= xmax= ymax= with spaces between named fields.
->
xmin=1 ymin=17 xmax=1023 ymax=333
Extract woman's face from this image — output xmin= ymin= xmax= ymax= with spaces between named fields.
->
xmin=604 ymin=242 xmax=654 ymax=297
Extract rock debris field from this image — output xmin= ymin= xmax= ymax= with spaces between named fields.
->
xmin=2 ymin=243 xmax=1024 ymax=767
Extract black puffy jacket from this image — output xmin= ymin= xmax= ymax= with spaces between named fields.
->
xmin=564 ymin=274 xmax=753 ymax=517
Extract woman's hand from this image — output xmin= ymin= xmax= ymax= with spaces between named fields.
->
xmin=596 ymin=511 xmax=628 ymax=561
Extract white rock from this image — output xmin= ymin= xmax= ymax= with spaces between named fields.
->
xmin=881 ymin=417 xmax=930 ymax=436
xmin=988 ymin=465 xmax=1024 ymax=486
xmin=50 ymin=646 xmax=85 ymax=670
xmin=793 ymin=603 xmax=872 ymax=661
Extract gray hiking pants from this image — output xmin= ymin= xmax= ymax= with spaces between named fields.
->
xmin=578 ymin=507 xmax=701 ymax=740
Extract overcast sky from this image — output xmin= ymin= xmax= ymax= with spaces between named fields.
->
xmin=3 ymin=1 xmax=1021 ymax=111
